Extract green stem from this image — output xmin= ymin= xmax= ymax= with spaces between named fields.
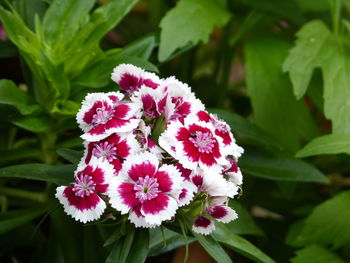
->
xmin=330 ymin=0 xmax=342 ymax=35
xmin=39 ymin=131 xmax=58 ymax=164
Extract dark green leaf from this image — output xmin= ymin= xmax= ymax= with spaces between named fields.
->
xmin=56 ymin=148 xmax=83 ymax=164
xmin=245 ymin=37 xmax=318 ymax=153
xmin=239 ymin=151 xmax=329 ymax=183
xmin=0 ymin=207 xmax=46 ymax=235
xmin=159 ymin=0 xmax=231 ymax=61
xmin=213 ymin=223 xmax=276 ymax=263
xmin=290 ymin=245 xmax=346 ymax=263
xmin=296 ymin=134 xmax=350 ymax=157
xmin=192 ymin=231 xmax=233 ymax=263
xmin=126 ymin=228 xmax=149 ymax=263
xmin=104 ymin=227 xmax=122 ymax=247
xmin=0 ymin=163 xmax=74 ymax=185
xmin=291 ymin=190 xmax=350 ymax=248
xmin=0 ymin=79 xmax=40 ymax=115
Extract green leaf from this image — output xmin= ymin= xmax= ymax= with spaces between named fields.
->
xmin=0 ymin=79 xmax=40 ymax=115
xmin=236 ymin=0 xmax=304 ymax=24
xmin=290 ymin=245 xmax=346 ymax=263
xmin=159 ymin=0 xmax=231 ymax=61
xmin=208 ymin=108 xmax=284 ymax=152
xmin=0 ymin=163 xmax=74 ymax=185
xmin=296 ymin=134 xmax=350 ymax=157
xmin=245 ymin=37 xmax=318 ymax=153
xmin=295 ymin=0 xmax=329 ymax=12
xmin=126 ymin=228 xmax=149 ymax=263
xmin=192 ymin=231 xmax=233 ymax=263
xmin=56 ymin=148 xmax=83 ymax=164
xmin=106 ymin=238 xmax=123 ymax=263
xmin=213 ymin=223 xmax=276 ymax=263
xmin=12 ymin=115 xmax=53 ymax=132
xmin=239 ymin=151 xmax=329 ymax=183
xmin=106 ymin=229 xmax=135 ymax=263
xmin=284 ymin=20 xmax=350 ymax=134
xmin=104 ymin=227 xmax=122 ymax=247
xmin=43 ymin=0 xmax=95 ymax=46
xmin=291 ymin=190 xmax=350 ymax=248
xmin=0 ymin=207 xmax=46 ymax=235
xmin=120 ymin=33 xmax=157 ymax=59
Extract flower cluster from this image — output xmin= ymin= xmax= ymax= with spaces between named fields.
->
xmin=56 ymin=64 xmax=244 ymax=235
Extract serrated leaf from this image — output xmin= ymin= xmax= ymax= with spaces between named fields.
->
xmin=284 ymin=20 xmax=350 ymax=134
xmin=0 ymin=164 xmax=74 ymax=185
xmin=0 ymin=79 xmax=40 ymax=115
xmin=245 ymin=37 xmax=318 ymax=153
xmin=159 ymin=0 xmax=231 ymax=61
xmin=296 ymin=134 xmax=350 ymax=157
xmin=292 ymin=190 xmax=350 ymax=248
xmin=213 ymin=223 xmax=276 ymax=263
xmin=239 ymin=150 xmax=328 ymax=183
xmin=192 ymin=231 xmax=233 ymax=263
xmin=290 ymin=245 xmax=346 ymax=263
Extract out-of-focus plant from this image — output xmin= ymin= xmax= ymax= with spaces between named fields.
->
xmin=0 ymin=0 xmax=350 ymax=262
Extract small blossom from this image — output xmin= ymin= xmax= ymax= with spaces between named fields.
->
xmin=192 ymin=216 xmax=215 ymax=235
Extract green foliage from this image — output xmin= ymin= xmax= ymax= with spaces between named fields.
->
xmin=290 ymin=245 xmax=346 ymax=263
xmin=159 ymin=0 xmax=231 ymax=61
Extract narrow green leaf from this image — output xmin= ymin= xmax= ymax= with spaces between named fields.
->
xmin=0 ymin=207 xmax=46 ymax=235
xmin=296 ymin=134 xmax=350 ymax=157
xmin=106 ymin=238 xmax=123 ymax=263
xmin=56 ymin=149 xmax=83 ymax=164
xmin=126 ymin=228 xmax=149 ymax=263
xmin=292 ymin=190 xmax=350 ymax=248
xmin=284 ymin=20 xmax=350 ymax=134
xmin=245 ymin=37 xmax=318 ymax=153
xmin=120 ymin=33 xmax=157 ymax=59
xmin=192 ymin=231 xmax=233 ymax=263
xmin=0 ymin=79 xmax=40 ymax=115
xmin=239 ymin=151 xmax=329 ymax=183
xmin=213 ymin=223 xmax=276 ymax=263
xmin=159 ymin=0 xmax=231 ymax=61
xmin=12 ymin=115 xmax=53 ymax=132
xmin=104 ymin=227 xmax=122 ymax=247
xmin=291 ymin=245 xmax=346 ymax=263
xmin=118 ymin=229 xmax=136 ymax=263
xmin=0 ymin=163 xmax=74 ymax=185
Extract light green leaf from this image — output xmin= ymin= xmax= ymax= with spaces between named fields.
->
xmin=0 ymin=208 xmax=46 ymax=235
xmin=291 ymin=245 xmax=346 ymax=263
xmin=120 ymin=33 xmax=157 ymax=59
xmin=296 ymin=134 xmax=350 ymax=157
xmin=192 ymin=231 xmax=233 ymax=263
xmin=284 ymin=20 xmax=350 ymax=134
xmin=12 ymin=115 xmax=53 ymax=132
xmin=0 ymin=79 xmax=40 ymax=115
xmin=245 ymin=37 xmax=318 ymax=153
xmin=295 ymin=0 xmax=329 ymax=12
xmin=159 ymin=0 xmax=231 ymax=61
xmin=213 ymin=223 xmax=276 ymax=263
xmin=43 ymin=0 xmax=95 ymax=46
xmin=239 ymin=151 xmax=328 ymax=183
xmin=0 ymin=163 xmax=74 ymax=185
xmin=291 ymin=190 xmax=350 ymax=248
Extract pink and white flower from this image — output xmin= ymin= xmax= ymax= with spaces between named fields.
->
xmin=76 ymin=92 xmax=141 ymax=141
xmin=111 ymin=64 xmax=160 ymax=94
xmin=223 ymin=157 xmax=243 ymax=185
xmin=192 ymin=216 xmax=215 ymax=235
xmin=159 ymin=116 xmax=228 ymax=172
xmin=206 ymin=205 xmax=238 ymax=223
xmin=84 ymin=133 xmax=140 ymax=174
xmin=55 ymin=161 xmax=115 ymax=223
xmin=108 ymin=152 xmax=183 ymax=227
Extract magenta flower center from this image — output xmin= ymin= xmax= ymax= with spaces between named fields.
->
xmin=134 ymin=175 xmax=159 ymax=202
xmin=92 ymin=106 xmax=114 ymax=125
xmin=92 ymin=142 xmax=117 ymax=162
xmin=189 ymin=131 xmax=215 ymax=153
xmin=72 ymin=174 xmax=96 ymax=198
